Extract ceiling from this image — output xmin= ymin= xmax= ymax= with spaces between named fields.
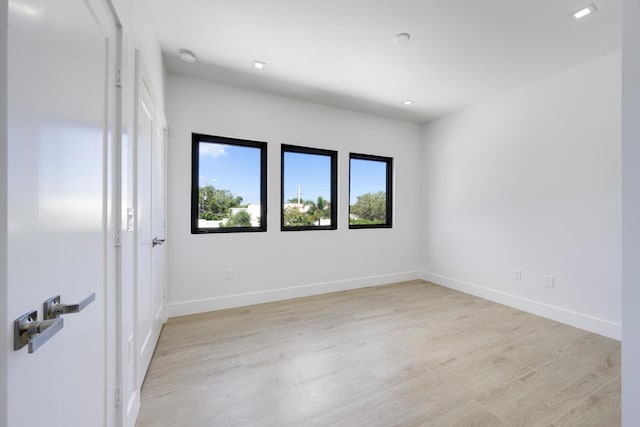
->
xmin=151 ymin=0 xmax=622 ymax=124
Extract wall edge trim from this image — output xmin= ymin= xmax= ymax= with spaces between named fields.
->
xmin=421 ymin=270 xmax=621 ymax=340
xmin=167 ymin=270 xmax=423 ymax=318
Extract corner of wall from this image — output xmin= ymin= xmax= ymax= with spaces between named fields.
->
xmin=418 ymin=53 xmax=622 ymax=342
xmin=622 ymin=0 xmax=640 ymax=423
xmin=1 ymin=2 xmax=8 ymax=425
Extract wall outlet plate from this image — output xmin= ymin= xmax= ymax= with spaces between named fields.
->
xmin=544 ymin=275 xmax=555 ymax=288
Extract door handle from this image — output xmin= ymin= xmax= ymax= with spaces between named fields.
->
xmin=14 ymin=310 xmax=64 ymax=353
xmin=43 ymin=293 xmax=96 ymax=320
xmin=152 ymin=237 xmax=165 ymax=247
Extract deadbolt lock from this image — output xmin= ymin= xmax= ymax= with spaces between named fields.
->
xmin=14 ymin=310 xmax=64 ymax=353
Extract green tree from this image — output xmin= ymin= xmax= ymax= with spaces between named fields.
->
xmin=283 ymin=206 xmax=315 ymax=226
xmin=199 ymin=185 xmax=243 ymax=221
xmin=222 ymin=210 xmax=252 ymax=227
xmin=350 ymin=191 xmax=386 ymax=223
xmin=304 ymin=196 xmax=330 ymax=225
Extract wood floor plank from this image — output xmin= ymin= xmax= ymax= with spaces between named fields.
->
xmin=476 ymin=336 xmax=620 ymax=426
xmin=549 ymin=375 xmax=621 ymax=427
xmin=136 ymin=280 xmax=621 ymax=427
xmin=427 ymin=400 xmax=508 ymax=427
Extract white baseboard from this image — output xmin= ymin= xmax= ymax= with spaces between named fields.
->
xmin=168 ymin=270 xmax=422 ymax=318
xmin=422 ymin=271 xmax=621 ymax=340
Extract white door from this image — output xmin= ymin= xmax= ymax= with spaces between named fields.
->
xmin=6 ymin=0 xmax=117 ymax=426
xmin=135 ymin=58 xmax=165 ymax=388
xmin=152 ymin=123 xmax=168 ymax=327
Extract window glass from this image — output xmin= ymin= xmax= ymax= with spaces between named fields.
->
xmin=282 ymin=145 xmax=337 ymax=230
xmin=349 ymin=153 xmax=393 ymax=228
xmin=191 ymin=134 xmax=267 ymax=233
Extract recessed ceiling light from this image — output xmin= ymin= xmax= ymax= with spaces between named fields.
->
xmin=253 ymin=60 xmax=266 ymax=70
xmin=179 ymin=49 xmax=196 ymax=64
xmin=402 ymin=100 xmax=415 ymax=106
xmin=571 ymin=4 xmax=598 ymax=20
xmin=394 ymin=33 xmax=411 ymax=45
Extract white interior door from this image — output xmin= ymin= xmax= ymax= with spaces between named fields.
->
xmin=6 ymin=0 xmax=117 ymax=425
xmin=135 ymin=57 xmax=165 ymax=388
xmin=152 ymin=123 xmax=168 ymax=326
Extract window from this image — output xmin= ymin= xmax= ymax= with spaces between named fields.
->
xmin=349 ymin=153 xmax=393 ymax=228
xmin=191 ymin=133 xmax=267 ymax=233
xmin=281 ymin=144 xmax=337 ymax=231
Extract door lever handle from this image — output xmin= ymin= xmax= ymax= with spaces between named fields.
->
xmin=43 ymin=293 xmax=96 ymax=320
xmin=152 ymin=237 xmax=165 ymax=247
xmin=14 ymin=310 xmax=64 ymax=353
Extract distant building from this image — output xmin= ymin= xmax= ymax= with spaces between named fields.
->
xmin=230 ymin=204 xmax=261 ymax=227
xmin=283 ymin=202 xmax=308 ymax=212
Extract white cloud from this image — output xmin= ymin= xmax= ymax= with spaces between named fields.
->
xmin=199 ymin=143 xmax=227 ymax=157
xmin=198 ymin=175 xmax=219 ymax=186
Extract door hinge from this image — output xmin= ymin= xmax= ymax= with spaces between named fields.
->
xmin=115 ymin=227 xmax=122 ymax=247
xmin=115 ymin=66 xmax=122 ymax=87
xmin=115 ymin=384 xmax=122 ymax=406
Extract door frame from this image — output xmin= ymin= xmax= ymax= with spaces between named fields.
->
xmin=100 ymin=1 xmax=122 ymax=425
xmin=117 ymin=49 xmax=167 ymax=427
xmin=105 ymin=3 xmax=126 ymax=427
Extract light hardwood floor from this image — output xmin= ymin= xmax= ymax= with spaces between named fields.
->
xmin=136 ymin=280 xmax=620 ymax=427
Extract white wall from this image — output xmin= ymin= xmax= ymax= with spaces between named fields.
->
xmin=166 ymin=75 xmax=422 ymax=316
xmin=421 ymin=51 xmax=622 ymax=339
xmin=622 ymin=0 xmax=640 ymax=423
xmin=0 ymin=2 xmax=7 ymax=426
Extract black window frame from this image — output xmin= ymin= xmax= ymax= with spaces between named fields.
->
xmin=349 ymin=152 xmax=393 ymax=229
xmin=281 ymin=144 xmax=338 ymax=231
xmin=191 ymin=133 xmax=267 ymax=234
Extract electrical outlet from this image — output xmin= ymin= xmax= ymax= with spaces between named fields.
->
xmin=513 ymin=269 xmax=522 ymax=280
xmin=225 ymin=268 xmax=233 ymax=280
xmin=544 ymin=275 xmax=555 ymax=289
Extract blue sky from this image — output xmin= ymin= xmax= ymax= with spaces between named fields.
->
xmin=349 ymin=158 xmax=387 ymax=205
xmin=198 ymin=142 xmax=387 ymax=205
xmin=198 ymin=143 xmax=262 ymax=204
xmin=283 ymin=152 xmax=331 ymax=203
